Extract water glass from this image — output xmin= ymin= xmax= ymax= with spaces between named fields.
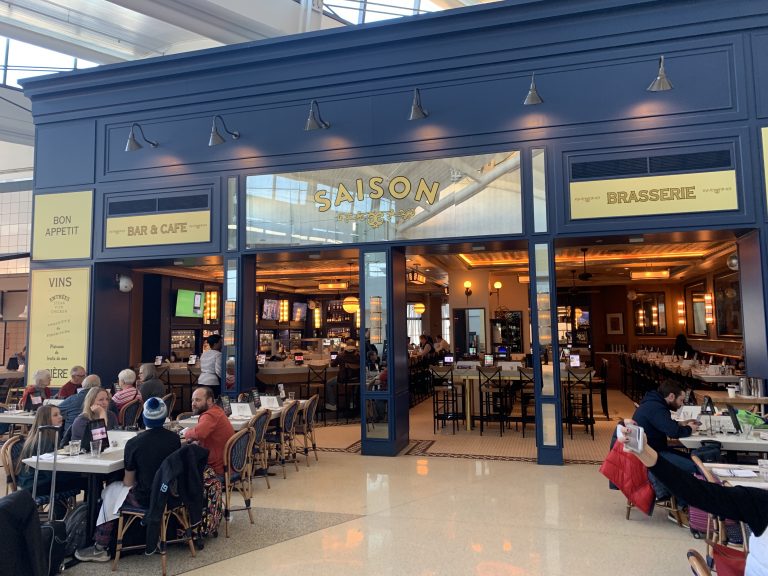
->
xmin=742 ymin=423 xmax=754 ymax=438
xmin=759 ymin=460 xmax=768 ymax=481
xmin=68 ymin=440 xmax=81 ymax=456
xmin=288 ymin=391 xmax=296 ymax=401
xmin=90 ymin=441 xmax=102 ymax=458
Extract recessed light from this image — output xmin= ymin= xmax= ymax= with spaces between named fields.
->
xmin=471 ymin=245 xmax=485 ymax=251
xmin=629 ymin=237 xmax=645 ymax=243
xmin=309 ymin=253 xmax=321 ymax=259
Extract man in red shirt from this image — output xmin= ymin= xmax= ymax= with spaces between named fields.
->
xmin=56 ymin=365 xmax=86 ymax=399
xmin=183 ymin=386 xmax=234 ymax=475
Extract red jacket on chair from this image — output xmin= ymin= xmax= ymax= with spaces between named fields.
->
xmin=600 ymin=441 xmax=654 ymax=515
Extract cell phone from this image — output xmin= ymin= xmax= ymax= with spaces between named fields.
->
xmin=618 ymin=423 xmax=645 ymax=453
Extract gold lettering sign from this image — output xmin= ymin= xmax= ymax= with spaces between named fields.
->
xmin=105 ymin=210 xmax=211 ymax=248
xmin=27 ymin=267 xmax=90 ymax=386
xmin=569 ymin=170 xmax=738 ymax=220
xmin=32 ymin=190 xmax=93 ymax=260
xmin=313 ymin=176 xmax=440 ymax=212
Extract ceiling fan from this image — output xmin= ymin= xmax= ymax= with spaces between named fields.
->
xmin=578 ymin=247 xmax=593 ymax=281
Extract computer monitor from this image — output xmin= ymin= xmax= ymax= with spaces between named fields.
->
xmin=443 ymin=355 xmax=454 ymax=365
xmin=468 ymin=347 xmax=477 ymax=356
xmin=257 ymin=353 xmax=266 ymax=366
xmin=330 ymin=352 xmax=338 ymax=362
xmin=726 ymin=403 xmax=742 ymax=434
xmin=294 ymin=353 xmax=304 ymax=366
xmin=569 ymin=354 xmax=581 ymax=368
xmin=483 ymin=354 xmax=494 ymax=367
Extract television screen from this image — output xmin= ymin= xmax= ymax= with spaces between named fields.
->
xmin=175 ymin=289 xmax=203 ymax=318
xmin=483 ymin=354 xmax=494 ymax=367
xmin=292 ymin=302 xmax=307 ymax=322
xmin=262 ymin=299 xmax=280 ymax=321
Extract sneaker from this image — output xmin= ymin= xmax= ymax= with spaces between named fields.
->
xmin=325 ymin=403 xmax=337 ymax=411
xmin=75 ymin=545 xmax=110 ymax=563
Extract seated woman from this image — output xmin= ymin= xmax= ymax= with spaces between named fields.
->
xmin=69 ymin=387 xmax=118 ymax=447
xmin=617 ymin=420 xmax=768 ymax=575
xmin=673 ymin=333 xmax=697 ymax=359
xmin=16 ymin=405 xmax=83 ymax=513
xmin=20 ymin=369 xmax=53 ymax=411
xmin=417 ymin=334 xmax=437 ymax=366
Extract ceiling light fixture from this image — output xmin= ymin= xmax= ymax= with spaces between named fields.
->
xmin=305 ymin=99 xmax=330 ymax=131
xmin=256 ymin=284 xmax=267 ymax=293
xmin=318 ymin=281 xmax=348 ymax=290
xmin=408 ymin=88 xmax=429 ymax=121
xmin=407 ymin=267 xmax=426 ymax=285
xmin=208 ymin=114 xmax=240 ymax=147
xmin=523 ymin=72 xmax=543 ymax=105
xmin=517 ymin=275 xmax=530 ymax=284
xmin=630 ymin=269 xmax=670 ymax=280
xmin=412 ymin=302 xmax=426 ymax=315
xmin=647 ymin=55 xmax=673 ymax=92
xmin=125 ymin=122 xmax=158 ymax=152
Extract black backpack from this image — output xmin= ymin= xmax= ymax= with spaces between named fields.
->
xmin=63 ymin=502 xmax=89 ymax=558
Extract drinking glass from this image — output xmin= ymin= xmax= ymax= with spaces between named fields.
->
xmin=288 ymin=391 xmax=296 ymax=401
xmin=90 ymin=441 xmax=102 ymax=458
xmin=742 ymin=423 xmax=754 ymax=438
xmin=68 ymin=440 xmax=81 ymax=456
xmin=759 ymin=460 xmax=768 ymax=481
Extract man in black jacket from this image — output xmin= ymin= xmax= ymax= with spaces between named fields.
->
xmin=76 ymin=397 xmax=180 ymax=563
xmin=0 ymin=491 xmax=47 ymax=576
xmin=632 ymin=379 xmax=701 ymax=475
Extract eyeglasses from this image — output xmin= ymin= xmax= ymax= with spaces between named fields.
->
xmin=73 ymin=373 xmax=86 ymax=378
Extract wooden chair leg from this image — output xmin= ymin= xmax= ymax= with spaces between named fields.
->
xmin=112 ymin=513 xmax=126 ymax=571
xmin=625 ymin=500 xmax=632 ymax=520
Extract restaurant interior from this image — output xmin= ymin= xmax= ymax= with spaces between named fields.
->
xmin=107 ymin=227 xmax=745 ymax=459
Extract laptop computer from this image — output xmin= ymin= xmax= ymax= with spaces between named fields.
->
xmin=443 ymin=355 xmax=454 ymax=365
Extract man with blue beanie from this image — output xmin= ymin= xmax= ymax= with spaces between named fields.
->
xmin=76 ymin=397 xmax=180 ymax=563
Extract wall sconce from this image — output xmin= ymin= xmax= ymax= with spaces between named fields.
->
xmin=651 ymin=304 xmax=659 ymax=327
xmin=463 ymin=280 xmax=472 ymax=304
xmin=204 ymin=291 xmax=218 ymax=323
xmin=677 ymin=299 xmax=685 ymax=326
xmin=279 ymin=299 xmax=289 ymax=323
xmin=124 ymin=122 xmax=158 ymax=152
xmin=704 ymin=293 xmax=714 ymax=324
xmin=523 ymin=72 xmax=543 ymax=105
xmin=208 ymin=114 xmax=240 ymax=146
xmin=490 ymin=280 xmax=502 ymax=308
xmin=637 ymin=308 xmax=645 ymax=328
xmin=305 ymin=99 xmax=330 ymax=131
xmin=116 ymin=274 xmax=134 ymax=293
xmin=408 ymin=88 xmax=429 ymax=121
xmin=314 ymin=306 xmax=322 ymax=328
xmin=647 ymin=55 xmax=673 ymax=92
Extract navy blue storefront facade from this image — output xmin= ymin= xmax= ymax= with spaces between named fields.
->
xmin=22 ymin=0 xmax=768 ymax=463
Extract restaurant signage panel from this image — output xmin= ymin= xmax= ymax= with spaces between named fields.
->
xmin=569 ymin=170 xmax=738 ymax=220
xmin=105 ymin=210 xmax=211 ymax=248
xmin=27 ymin=267 xmax=90 ymax=386
xmin=32 ymin=190 xmax=93 ymax=261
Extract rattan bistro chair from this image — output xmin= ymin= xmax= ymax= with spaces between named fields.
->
xmin=118 ymin=397 xmax=143 ymax=429
xmin=295 ymin=395 xmax=320 ymax=466
xmin=248 ymin=408 xmax=271 ymax=489
xmin=686 ymin=550 xmax=712 ymax=576
xmin=220 ymin=426 xmax=256 ymax=538
xmin=161 ymin=393 xmax=176 ymax=418
xmin=265 ymin=400 xmax=300 ymax=479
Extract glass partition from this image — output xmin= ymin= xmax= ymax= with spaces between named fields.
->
xmin=245 ymin=150 xmax=522 ymax=248
xmin=363 ymin=251 xmax=389 ymax=440
xmin=534 ymin=242 xmax=558 ymax=448
xmin=532 ymin=149 xmax=548 ymax=233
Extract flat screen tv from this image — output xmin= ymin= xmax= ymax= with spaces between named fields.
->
xmin=175 ymin=289 xmax=203 ymax=318
xmin=262 ymin=298 xmax=280 ymax=321
xmin=292 ymin=302 xmax=307 ymax=322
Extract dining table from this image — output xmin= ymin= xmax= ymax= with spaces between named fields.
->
xmin=703 ymin=462 xmax=768 ymax=490
xmin=0 ymin=409 xmax=37 ymax=426
xmin=679 ymin=430 xmax=768 ymax=453
xmin=22 ymin=429 xmax=138 ymax=538
xmin=176 ymin=400 xmax=308 ymax=431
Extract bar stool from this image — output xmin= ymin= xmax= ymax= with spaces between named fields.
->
xmin=477 ymin=366 xmax=510 ymax=437
xmin=516 ymin=367 xmax=536 ymax=438
xmin=337 ymin=363 xmax=360 ymax=424
xmin=565 ymin=367 xmax=595 ymax=440
xmin=305 ymin=365 xmax=327 ymax=424
xmin=430 ymin=367 xmax=462 ymax=434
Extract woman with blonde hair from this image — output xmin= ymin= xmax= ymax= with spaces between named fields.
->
xmin=70 ymin=386 xmax=117 ymax=447
xmin=17 ymin=405 xmax=82 ymax=501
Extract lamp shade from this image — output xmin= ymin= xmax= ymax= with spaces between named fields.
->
xmin=413 ymin=302 xmax=426 ymax=314
xmin=342 ymin=296 xmax=360 ymax=314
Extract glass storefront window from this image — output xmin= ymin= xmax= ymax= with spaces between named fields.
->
xmin=363 ymin=251 xmax=388 ymax=440
xmin=227 ymin=177 xmax=238 ymax=251
xmin=224 ymin=259 xmax=237 ymax=347
xmin=535 ymin=243 xmax=554 ymax=396
xmin=532 ymin=149 xmax=547 ymax=233
xmin=245 ymin=151 xmax=522 ymax=248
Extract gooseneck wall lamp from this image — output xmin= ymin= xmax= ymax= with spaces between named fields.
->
xmin=305 ymin=99 xmax=330 ymax=131
xmin=523 ymin=72 xmax=543 ymax=105
xmin=647 ymin=55 xmax=673 ymax=92
xmin=408 ymin=88 xmax=429 ymax=120
xmin=208 ymin=114 xmax=240 ymax=146
xmin=124 ymin=122 xmax=158 ymax=152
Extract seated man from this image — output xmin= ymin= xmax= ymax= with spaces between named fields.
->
xmin=75 ymin=397 xmax=180 ymax=562
xmin=632 ymin=379 xmax=701 ymax=475
xmin=59 ymin=374 xmax=102 ymax=433
xmin=182 ymin=387 xmax=234 ymax=476
xmin=56 ymin=365 xmax=86 ymax=399
xmin=111 ymin=368 xmax=142 ymax=412
xmin=138 ymin=363 xmax=166 ymax=400
xmin=326 ymin=339 xmax=361 ymax=412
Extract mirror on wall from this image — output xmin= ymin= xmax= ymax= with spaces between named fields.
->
xmin=453 ymin=308 xmax=486 ymax=357
xmin=633 ymin=292 xmax=667 ymax=336
xmin=714 ymin=271 xmax=742 ymax=337
xmin=685 ymin=282 xmax=708 ymax=336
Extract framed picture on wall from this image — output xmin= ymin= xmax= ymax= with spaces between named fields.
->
xmin=606 ymin=313 xmax=623 ymax=335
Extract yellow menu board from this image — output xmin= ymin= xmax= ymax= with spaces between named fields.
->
xmin=105 ymin=210 xmax=210 ymax=248
xmin=27 ymin=267 xmax=90 ymax=386
xmin=569 ymin=170 xmax=738 ymax=220
xmin=32 ymin=190 xmax=93 ymax=260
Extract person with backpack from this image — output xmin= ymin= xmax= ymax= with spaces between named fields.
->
xmin=75 ymin=397 xmax=180 ymax=562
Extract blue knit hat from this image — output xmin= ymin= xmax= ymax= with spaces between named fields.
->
xmin=142 ymin=397 xmax=167 ymax=428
